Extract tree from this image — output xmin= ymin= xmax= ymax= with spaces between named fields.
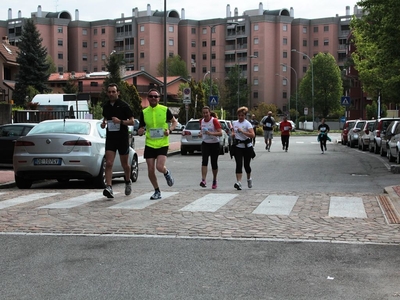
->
xmin=177 ymin=79 xmax=206 ymax=124
xmin=299 ymin=53 xmax=342 ymax=118
xmin=225 ymin=65 xmax=250 ymax=111
xmin=13 ymin=19 xmax=50 ymax=105
xmin=62 ymin=76 xmax=78 ymax=94
xmin=157 ymin=55 xmax=188 ymax=78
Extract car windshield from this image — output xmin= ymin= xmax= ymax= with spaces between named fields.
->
xmin=28 ymin=121 xmax=91 ymax=135
xmin=185 ymin=121 xmax=200 ymax=130
xmin=356 ymin=122 xmax=365 ymax=129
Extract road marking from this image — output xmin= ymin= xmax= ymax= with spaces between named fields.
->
xmin=109 ymin=192 xmax=178 ymax=209
xmin=252 ymin=195 xmax=299 ymax=215
xmin=39 ymin=192 xmax=108 ymax=209
xmin=329 ymin=196 xmax=367 ymax=218
xmin=0 ymin=193 xmax=60 ymax=209
xmin=179 ymin=193 xmax=237 ymax=212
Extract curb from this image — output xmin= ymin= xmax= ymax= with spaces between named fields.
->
xmin=383 ymin=186 xmax=400 ymax=217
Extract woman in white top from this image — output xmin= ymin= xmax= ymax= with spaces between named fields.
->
xmin=198 ymin=106 xmax=223 ymax=189
xmin=231 ymin=106 xmax=255 ymax=190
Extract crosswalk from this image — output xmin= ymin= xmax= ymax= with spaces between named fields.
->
xmin=0 ymin=190 xmax=372 ymax=219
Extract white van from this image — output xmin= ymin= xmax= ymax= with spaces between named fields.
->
xmin=31 ymin=94 xmax=91 ymax=119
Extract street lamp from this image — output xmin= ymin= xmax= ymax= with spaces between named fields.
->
xmin=276 ymin=73 xmax=290 ymax=114
xmin=292 ymin=49 xmax=314 ymax=129
xmin=281 ymin=63 xmax=298 ymax=125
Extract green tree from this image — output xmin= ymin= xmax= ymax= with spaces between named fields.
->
xmin=157 ymin=55 xmax=188 ymax=78
xmin=226 ymin=65 xmax=250 ymax=111
xmin=46 ymin=55 xmax=57 ymax=76
xmin=120 ymin=81 xmax=142 ymax=118
xmin=62 ymin=76 xmax=78 ymax=94
xmin=299 ymin=53 xmax=342 ymax=118
xmin=13 ymin=19 xmax=50 ymax=106
xmin=177 ymin=79 xmax=206 ymax=123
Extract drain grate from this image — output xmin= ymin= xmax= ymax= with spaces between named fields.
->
xmin=377 ymin=195 xmax=400 ymax=224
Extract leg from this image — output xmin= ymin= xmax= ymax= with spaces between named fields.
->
xmin=146 ymin=158 xmax=159 ymax=189
xmin=119 ymin=153 xmax=131 ymax=182
xmin=105 ymin=150 xmax=116 ymax=186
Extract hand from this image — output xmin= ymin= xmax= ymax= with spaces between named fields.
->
xmin=100 ymin=122 xmax=106 ymax=129
xmin=111 ymin=117 xmax=120 ymax=124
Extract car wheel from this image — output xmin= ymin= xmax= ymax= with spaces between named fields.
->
xmin=380 ymin=145 xmax=386 ymax=157
xmin=388 ymin=150 xmax=396 ymax=162
xmin=180 ymin=147 xmax=187 ymax=155
xmin=92 ymin=157 xmax=106 ymax=188
xmin=369 ymin=143 xmax=374 ymax=152
xmin=358 ymin=142 xmax=362 ymax=150
xmin=130 ymin=155 xmax=139 ymax=183
xmin=350 ymin=140 xmax=355 ymax=148
xmin=15 ymin=174 xmax=32 ymax=189
xmin=397 ymin=151 xmax=400 ymax=164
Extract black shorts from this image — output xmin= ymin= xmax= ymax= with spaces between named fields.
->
xmin=144 ymin=146 xmax=169 ymax=159
xmin=105 ymin=138 xmax=129 ymax=155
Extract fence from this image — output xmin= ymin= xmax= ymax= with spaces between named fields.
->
xmin=14 ymin=110 xmax=92 ymax=123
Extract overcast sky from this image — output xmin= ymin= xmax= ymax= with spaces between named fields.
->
xmin=2 ymin=1 xmax=360 ymax=22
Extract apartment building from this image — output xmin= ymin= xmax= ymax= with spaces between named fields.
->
xmin=0 ymin=3 xmax=364 ymax=115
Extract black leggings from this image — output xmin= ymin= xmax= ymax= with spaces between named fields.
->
xmin=281 ymin=135 xmax=290 ymax=150
xmin=320 ymin=136 xmax=327 ymax=151
xmin=234 ymin=146 xmax=252 ymax=174
xmin=201 ymin=142 xmax=220 ymax=170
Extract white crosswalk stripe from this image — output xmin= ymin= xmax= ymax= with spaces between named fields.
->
xmin=329 ymin=196 xmax=367 ymax=218
xmin=179 ymin=193 xmax=237 ymax=212
xmin=0 ymin=193 xmax=60 ymax=209
xmin=253 ymin=195 xmax=299 ymax=215
xmin=109 ymin=192 xmax=178 ymax=209
xmin=39 ymin=192 xmax=110 ymax=209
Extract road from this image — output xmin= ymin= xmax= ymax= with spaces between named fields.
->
xmin=1 ymin=133 xmax=400 ymax=299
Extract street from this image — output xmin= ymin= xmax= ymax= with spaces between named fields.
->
xmin=1 ymin=133 xmax=400 ymax=299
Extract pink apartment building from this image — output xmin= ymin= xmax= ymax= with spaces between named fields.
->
xmin=0 ymin=3 xmax=364 ymax=116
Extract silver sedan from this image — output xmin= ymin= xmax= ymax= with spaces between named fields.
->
xmin=13 ymin=119 xmax=139 ymax=189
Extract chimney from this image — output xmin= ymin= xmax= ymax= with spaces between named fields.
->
xmin=75 ymin=9 xmax=79 ymax=21
xmin=226 ymin=5 xmax=230 ymax=18
xmin=133 ymin=8 xmax=138 ymax=18
xmin=18 ymin=10 xmax=22 ymax=18
xmin=121 ymin=13 xmax=124 ymax=18
xmin=346 ymin=6 xmax=350 ymax=16
xmin=259 ymin=2 xmax=263 ymax=15
xmin=290 ymin=7 xmax=294 ymax=17
xmin=37 ymin=5 xmax=42 ymax=18
xmin=147 ymin=4 xmax=151 ymax=16
xmin=181 ymin=8 xmax=185 ymax=20
xmin=234 ymin=7 xmax=238 ymax=17
xmin=8 ymin=8 xmax=12 ymax=20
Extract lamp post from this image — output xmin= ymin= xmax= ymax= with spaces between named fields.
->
xmin=292 ymin=49 xmax=314 ymax=129
xmin=276 ymin=73 xmax=290 ymax=114
xmin=281 ymin=63 xmax=298 ymax=125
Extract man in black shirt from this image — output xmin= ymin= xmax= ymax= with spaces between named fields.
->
xmin=101 ymin=83 xmax=135 ymax=199
xmin=317 ymin=118 xmax=330 ymax=154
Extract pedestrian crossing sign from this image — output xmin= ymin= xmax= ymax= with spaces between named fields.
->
xmin=341 ymin=96 xmax=351 ymax=106
xmin=209 ymin=96 xmax=219 ymax=106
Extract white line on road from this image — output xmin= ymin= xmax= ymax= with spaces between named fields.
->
xmin=0 ymin=193 xmax=60 ymax=210
xmin=39 ymin=192 xmax=108 ymax=209
xmin=179 ymin=193 xmax=237 ymax=212
xmin=252 ymin=195 xmax=299 ymax=215
xmin=109 ymin=192 xmax=178 ymax=209
xmin=329 ymin=196 xmax=367 ymax=218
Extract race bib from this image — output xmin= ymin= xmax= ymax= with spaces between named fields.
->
xmin=284 ymin=126 xmax=290 ymax=131
xmin=107 ymin=120 xmax=120 ymax=132
xmin=150 ymin=128 xmax=164 ymax=138
xmin=265 ymin=122 xmax=272 ymax=127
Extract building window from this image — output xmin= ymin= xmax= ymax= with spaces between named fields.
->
xmin=211 ymin=53 xmax=216 ymax=60
xmin=203 ymin=54 xmax=207 ymax=60
xmin=253 ymin=79 xmax=259 ymax=85
xmin=313 ymin=26 xmax=318 ymax=33
xmin=140 ymin=66 xmax=145 ymax=71
xmin=82 ymin=29 xmax=87 ymax=35
xmin=102 ymin=54 xmax=106 ymax=60
xmin=283 ymin=92 xmax=287 ymax=98
xmin=254 ymin=38 xmax=259 ymax=45
xmin=211 ymin=66 xmax=216 ymax=73
xmin=191 ymin=67 xmax=196 ymax=73
xmin=83 ymin=54 xmax=88 ymax=61
xmin=303 ymin=66 xmax=307 ymax=73
xmin=140 ymin=52 xmax=144 ymax=58
xmin=283 ymin=24 xmax=287 ymax=31
xmin=282 ymin=79 xmax=287 ymax=86
xmin=101 ymin=28 xmax=105 ymax=34
xmin=140 ymin=39 xmax=145 ymax=46
xmin=202 ymin=67 xmax=207 ymax=73
xmin=314 ymin=40 xmax=318 ymax=46
xmin=283 ymin=51 xmax=287 ymax=58
xmin=140 ymin=25 xmax=145 ymax=32
xmin=283 ymin=38 xmax=287 ymax=45
xmin=191 ymin=41 xmax=196 ymax=47
xmin=254 ymin=24 xmax=259 ymax=31
xmin=303 ymin=27 xmax=307 ymax=33
xmin=303 ymin=40 xmax=307 ymax=47
xmin=169 ymin=26 xmax=174 ymax=32
xmin=94 ymin=42 xmax=98 ymax=48
xmin=324 ymin=39 xmax=329 ymax=46
xmin=58 ymin=27 xmax=63 ymax=33
xmin=202 ymin=41 xmax=207 ymax=47
xmin=211 ymin=40 xmax=216 ymax=46
xmin=324 ymin=25 xmax=329 ymax=32
xmin=58 ymin=39 xmax=63 ymax=46
xmin=58 ymin=53 xmax=63 ymax=59
xmin=253 ymin=92 xmax=258 ymax=99
xmin=282 ymin=65 xmax=287 ymax=72
xmin=101 ymin=41 xmax=106 ymax=47
xmin=58 ymin=66 xmax=63 ymax=73
xmin=94 ymin=28 xmax=98 ymax=35
xmin=191 ymin=28 xmax=196 ymax=34
xmin=82 ymin=41 xmax=87 ymax=48
xmin=254 ymin=51 xmax=259 ymax=57
xmin=169 ymin=52 xmax=174 ymax=57
xmin=90 ymin=82 xmax=99 ymax=87
xmin=254 ymin=65 xmax=259 ymax=72
xmin=94 ymin=67 xmax=98 ymax=72
xmin=94 ymin=55 xmax=98 ymax=61
xmin=202 ymin=28 xmax=207 ymax=34
xmin=169 ymin=39 xmax=174 ymax=46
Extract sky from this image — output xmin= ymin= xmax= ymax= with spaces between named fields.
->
xmin=2 ymin=0 xmax=360 ymax=21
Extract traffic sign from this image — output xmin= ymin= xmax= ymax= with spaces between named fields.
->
xmin=304 ymin=107 xmax=308 ymax=115
xmin=209 ymin=96 xmax=219 ymax=106
xmin=183 ymin=99 xmax=191 ymax=104
xmin=341 ymin=96 xmax=351 ymax=106
xmin=183 ymin=88 xmax=191 ymax=100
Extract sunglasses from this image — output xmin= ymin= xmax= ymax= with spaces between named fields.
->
xmin=148 ymin=95 xmax=159 ymax=99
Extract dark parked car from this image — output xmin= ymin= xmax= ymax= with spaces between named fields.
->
xmin=369 ymin=117 xmax=400 ymax=154
xmin=387 ymin=121 xmax=400 ymax=163
xmin=0 ymin=123 xmax=37 ymax=165
xmin=341 ymin=119 xmax=356 ymax=145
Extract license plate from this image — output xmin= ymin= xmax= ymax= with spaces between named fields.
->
xmin=34 ymin=158 xmax=62 ymax=165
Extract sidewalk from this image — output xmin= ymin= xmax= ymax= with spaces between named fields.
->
xmin=0 ymin=141 xmax=181 ymax=189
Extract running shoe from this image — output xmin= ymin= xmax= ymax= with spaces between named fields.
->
xmin=247 ymin=178 xmax=253 ymax=188
xmin=150 ymin=191 xmax=162 ymax=200
xmin=103 ymin=186 xmax=114 ymax=199
xmin=200 ymin=180 xmax=206 ymax=188
xmin=164 ymin=169 xmax=174 ymax=187
xmin=234 ymin=182 xmax=242 ymax=190
xmin=125 ymin=181 xmax=132 ymax=196
xmin=212 ymin=180 xmax=217 ymax=189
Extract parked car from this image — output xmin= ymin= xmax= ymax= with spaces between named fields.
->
xmin=13 ymin=119 xmax=139 ymax=189
xmin=180 ymin=119 xmax=229 ymax=155
xmin=380 ymin=120 xmax=400 ymax=158
xmin=357 ymin=120 xmax=375 ymax=151
xmin=386 ymin=121 xmax=400 ymax=163
xmin=174 ymin=121 xmax=185 ymax=132
xmin=218 ymin=120 xmax=233 ymax=147
xmin=369 ymin=117 xmax=400 ymax=154
xmin=129 ymin=119 xmax=140 ymax=136
xmin=0 ymin=123 xmax=37 ymax=165
xmin=347 ymin=120 xmax=366 ymax=148
xmin=341 ymin=119 xmax=356 ymax=145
